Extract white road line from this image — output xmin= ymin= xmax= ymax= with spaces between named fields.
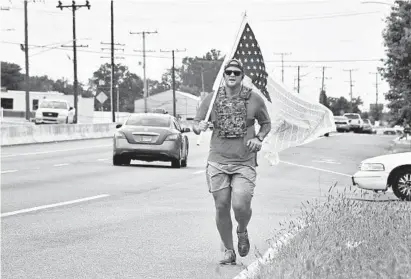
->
xmin=1 ymin=170 xmax=18 ymax=174
xmin=312 ymin=160 xmax=341 ymax=165
xmin=1 ymin=194 xmax=110 ymax=218
xmin=53 ymin=163 xmax=70 ymax=167
xmin=193 ymin=170 xmax=205 ymax=174
xmin=1 ymin=144 xmax=111 ymax=158
xmin=280 ymin=160 xmax=351 ymax=177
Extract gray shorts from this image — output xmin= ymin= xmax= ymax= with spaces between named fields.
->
xmin=206 ymin=162 xmax=257 ymax=196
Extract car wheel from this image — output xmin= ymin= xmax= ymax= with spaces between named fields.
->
xmin=181 ymin=147 xmax=188 ymax=168
xmin=171 ymin=148 xmax=183 ymax=168
xmin=113 ymin=155 xmax=130 ymax=166
xmin=391 ymin=168 xmax=411 ymax=201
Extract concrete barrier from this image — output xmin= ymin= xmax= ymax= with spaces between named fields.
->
xmin=1 ymin=123 xmax=117 ymax=146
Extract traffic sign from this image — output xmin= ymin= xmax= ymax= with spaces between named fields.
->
xmin=96 ymin=92 xmax=108 ymax=104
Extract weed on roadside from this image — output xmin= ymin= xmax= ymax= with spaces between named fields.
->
xmin=254 ymin=185 xmax=411 ymax=279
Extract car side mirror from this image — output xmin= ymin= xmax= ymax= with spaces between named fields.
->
xmin=116 ymin=124 xmax=122 ymax=129
xmin=69 ymin=107 xmax=73 ymax=111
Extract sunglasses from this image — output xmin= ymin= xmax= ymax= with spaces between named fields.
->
xmin=224 ymin=70 xmax=242 ymax=77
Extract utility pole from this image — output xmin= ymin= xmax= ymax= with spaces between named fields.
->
xmin=370 ymin=71 xmax=380 ymax=121
xmin=24 ymin=0 xmax=29 ymax=120
xmin=295 ymin=65 xmax=308 ymax=94
xmin=315 ymin=66 xmax=331 ymax=93
xmin=160 ymin=49 xmax=186 ymax=117
xmin=344 ymin=69 xmax=358 ymax=110
xmin=110 ymin=0 xmax=114 ymax=122
xmin=101 ymin=41 xmax=125 ymax=121
xmin=273 ymin=52 xmax=292 ymax=83
xmin=130 ymin=30 xmax=158 ymax=113
xmin=57 ymin=0 xmax=91 ymax=124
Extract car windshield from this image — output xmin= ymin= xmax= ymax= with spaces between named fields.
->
xmin=344 ymin=114 xmax=360 ymax=119
xmin=39 ymin=101 xmax=68 ymax=109
xmin=126 ymin=115 xmax=170 ymax=127
xmin=364 ymin=120 xmax=371 ymax=124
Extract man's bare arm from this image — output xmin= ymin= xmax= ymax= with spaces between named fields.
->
xmin=256 ymin=122 xmax=271 ymax=140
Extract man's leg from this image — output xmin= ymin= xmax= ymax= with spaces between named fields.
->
xmin=232 ymin=190 xmax=253 ymax=233
xmin=212 ymin=187 xmax=234 ymax=251
xmin=231 ymin=166 xmax=256 ymax=257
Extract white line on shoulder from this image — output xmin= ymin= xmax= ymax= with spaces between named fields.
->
xmin=280 ymin=160 xmax=351 ymax=177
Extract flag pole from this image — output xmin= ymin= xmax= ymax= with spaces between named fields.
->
xmin=196 ymin=12 xmax=248 ymax=146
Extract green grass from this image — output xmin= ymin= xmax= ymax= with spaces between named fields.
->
xmin=254 ymin=185 xmax=411 ymax=279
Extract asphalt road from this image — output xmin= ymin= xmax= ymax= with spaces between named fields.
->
xmin=1 ymin=132 xmax=399 ymax=279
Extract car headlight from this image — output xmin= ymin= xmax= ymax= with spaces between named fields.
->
xmin=114 ymin=131 xmax=125 ymax=139
xmin=360 ymin=163 xmax=385 ymax=171
xmin=35 ymin=111 xmax=41 ymax=117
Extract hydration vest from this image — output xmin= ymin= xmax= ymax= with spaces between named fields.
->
xmin=214 ymin=86 xmax=252 ymax=139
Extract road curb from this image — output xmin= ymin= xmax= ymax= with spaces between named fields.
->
xmin=233 ymin=223 xmax=306 ymax=279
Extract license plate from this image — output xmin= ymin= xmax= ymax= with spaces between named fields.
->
xmin=142 ymin=136 xmax=151 ymax=142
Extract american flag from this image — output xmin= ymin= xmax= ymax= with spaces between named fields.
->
xmin=232 ymin=23 xmax=271 ymax=102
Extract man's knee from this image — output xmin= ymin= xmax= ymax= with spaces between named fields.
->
xmin=213 ymin=188 xmax=232 ymax=213
xmin=215 ymin=200 xmax=231 ymax=213
xmin=232 ymin=197 xmax=252 ymax=215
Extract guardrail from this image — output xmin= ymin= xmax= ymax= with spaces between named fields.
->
xmin=1 ymin=123 xmax=117 ymax=146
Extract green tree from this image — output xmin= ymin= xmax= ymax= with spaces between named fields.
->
xmin=319 ymin=90 xmax=329 ymax=108
xmin=178 ymin=49 xmax=224 ymax=96
xmin=89 ymin=63 xmax=143 ymax=112
xmin=380 ymin=0 xmax=411 ymax=123
xmin=1 ymin=62 xmax=24 ymax=90
xmin=327 ymin=96 xmax=363 ymax=115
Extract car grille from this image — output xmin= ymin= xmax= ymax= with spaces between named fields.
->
xmin=42 ymin=112 xmax=58 ymax=117
xmin=335 ymin=122 xmax=347 ymax=125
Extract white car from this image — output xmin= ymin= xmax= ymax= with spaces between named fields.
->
xmin=343 ymin=113 xmax=363 ymax=133
xmin=35 ymin=99 xmax=76 ymax=124
xmin=352 ymin=152 xmax=411 ymax=201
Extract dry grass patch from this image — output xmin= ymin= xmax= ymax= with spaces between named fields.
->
xmin=255 ymin=185 xmax=411 ymax=279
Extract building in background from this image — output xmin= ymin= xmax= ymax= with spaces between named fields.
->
xmin=0 ymin=90 xmax=93 ymax=122
xmin=134 ymin=90 xmax=200 ymax=120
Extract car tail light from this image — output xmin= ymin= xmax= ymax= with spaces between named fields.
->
xmin=165 ymin=134 xmax=178 ymax=141
xmin=114 ymin=131 xmax=126 ymax=139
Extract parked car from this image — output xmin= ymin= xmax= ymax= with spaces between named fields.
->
xmin=343 ymin=113 xmax=363 ymax=133
xmin=361 ymin=119 xmax=374 ymax=134
xmin=334 ymin=116 xmax=350 ymax=132
xmin=352 ymin=152 xmax=411 ymax=201
xmin=113 ymin=113 xmax=190 ymax=168
xmin=151 ymin=108 xmax=168 ymax=114
xmin=34 ymin=99 xmax=76 ymax=124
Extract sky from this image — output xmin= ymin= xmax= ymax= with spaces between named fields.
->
xmin=0 ymin=0 xmax=396 ymax=111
